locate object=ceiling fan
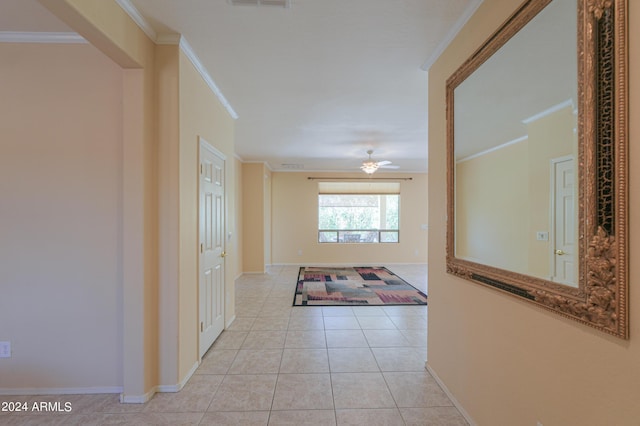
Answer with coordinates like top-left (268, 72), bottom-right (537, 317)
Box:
top-left (360, 150), bottom-right (399, 174)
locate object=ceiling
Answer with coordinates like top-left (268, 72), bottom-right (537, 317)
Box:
top-left (454, 0), bottom-right (577, 160)
top-left (0, 0), bottom-right (73, 32)
top-left (2, 0), bottom-right (481, 173)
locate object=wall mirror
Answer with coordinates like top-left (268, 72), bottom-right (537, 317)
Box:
top-left (446, 0), bottom-right (628, 338)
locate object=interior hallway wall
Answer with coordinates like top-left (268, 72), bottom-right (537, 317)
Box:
top-left (427, 0), bottom-right (640, 424)
top-left (0, 43), bottom-right (124, 391)
top-left (234, 157), bottom-right (244, 278)
top-left (16, 0), bottom-right (239, 398)
top-left (242, 163), bottom-right (269, 273)
top-left (177, 47), bottom-right (237, 378)
top-left (39, 0), bottom-right (162, 399)
top-left (271, 172), bottom-right (428, 265)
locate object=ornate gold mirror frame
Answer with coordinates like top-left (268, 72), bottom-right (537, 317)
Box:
top-left (446, 0), bottom-right (628, 338)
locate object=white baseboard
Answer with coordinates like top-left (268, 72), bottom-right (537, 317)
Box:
top-left (1, 360), bottom-right (201, 404)
top-left (226, 315), bottom-right (237, 328)
top-left (120, 388), bottom-right (155, 404)
top-left (158, 360), bottom-right (200, 393)
top-left (121, 359), bottom-right (200, 403)
top-left (0, 386), bottom-right (122, 396)
top-left (425, 362), bottom-right (476, 426)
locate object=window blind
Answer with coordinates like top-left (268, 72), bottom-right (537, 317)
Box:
top-left (318, 181), bottom-right (400, 194)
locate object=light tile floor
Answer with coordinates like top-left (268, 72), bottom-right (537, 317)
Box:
top-left (0, 264), bottom-right (468, 425)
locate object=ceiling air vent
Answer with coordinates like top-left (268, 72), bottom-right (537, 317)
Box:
top-left (229, 0), bottom-right (291, 8)
top-left (281, 163), bottom-right (304, 170)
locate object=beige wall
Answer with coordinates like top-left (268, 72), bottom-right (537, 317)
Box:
top-left (4, 0), bottom-right (239, 400)
top-left (456, 140), bottom-right (530, 272)
top-left (242, 163), bottom-right (268, 273)
top-left (0, 43), bottom-right (124, 390)
top-left (178, 48), bottom-right (237, 378)
top-left (271, 172), bottom-right (428, 265)
top-left (526, 105), bottom-right (576, 279)
top-left (155, 43), bottom-right (240, 382)
top-left (264, 168), bottom-right (273, 267)
top-left (51, 0), bottom-right (161, 399)
top-left (456, 105), bottom-right (576, 280)
top-left (41, 0), bottom-right (161, 399)
top-left (234, 157), bottom-right (244, 278)
top-left (428, 0), bottom-right (640, 424)
top-left (156, 43), bottom-right (181, 387)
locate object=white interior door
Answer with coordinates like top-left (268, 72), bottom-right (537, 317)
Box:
top-left (551, 156), bottom-right (576, 286)
top-left (199, 139), bottom-right (225, 358)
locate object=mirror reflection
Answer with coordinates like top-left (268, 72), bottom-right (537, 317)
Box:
top-left (453, 0), bottom-right (578, 287)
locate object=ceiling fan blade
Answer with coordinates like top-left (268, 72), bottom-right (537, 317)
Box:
top-left (379, 165), bottom-right (399, 169)
top-left (376, 160), bottom-right (392, 166)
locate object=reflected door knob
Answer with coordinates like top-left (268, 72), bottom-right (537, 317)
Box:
top-left (555, 249), bottom-right (565, 255)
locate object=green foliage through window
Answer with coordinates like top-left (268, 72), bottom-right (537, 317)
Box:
top-left (318, 194), bottom-right (399, 231)
top-left (318, 194), bottom-right (400, 242)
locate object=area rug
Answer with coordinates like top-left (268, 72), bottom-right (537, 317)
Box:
top-left (293, 266), bottom-right (428, 306)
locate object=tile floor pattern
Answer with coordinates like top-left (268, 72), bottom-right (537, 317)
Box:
top-left (0, 265), bottom-right (468, 425)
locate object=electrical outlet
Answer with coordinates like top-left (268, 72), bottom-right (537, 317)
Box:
top-left (297, 249), bottom-right (303, 256)
top-left (0, 341), bottom-right (11, 358)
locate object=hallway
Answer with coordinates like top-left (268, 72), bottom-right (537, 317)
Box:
top-left (165, 264), bottom-right (467, 425)
top-left (0, 265), bottom-right (468, 425)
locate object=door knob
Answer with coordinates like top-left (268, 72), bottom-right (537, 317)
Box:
top-left (220, 251), bottom-right (227, 258)
top-left (555, 249), bottom-right (565, 255)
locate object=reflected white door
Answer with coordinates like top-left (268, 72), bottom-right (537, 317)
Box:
top-left (199, 140), bottom-right (225, 358)
top-left (551, 156), bottom-right (576, 286)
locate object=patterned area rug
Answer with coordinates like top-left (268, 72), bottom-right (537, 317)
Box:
top-left (293, 266), bottom-right (428, 306)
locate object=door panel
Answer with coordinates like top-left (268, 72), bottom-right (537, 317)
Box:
top-left (552, 157), bottom-right (575, 286)
top-left (199, 141), bottom-right (225, 358)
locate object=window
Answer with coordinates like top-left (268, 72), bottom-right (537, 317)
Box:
top-left (317, 182), bottom-right (400, 243)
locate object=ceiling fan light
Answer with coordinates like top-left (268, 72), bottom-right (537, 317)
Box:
top-left (361, 161), bottom-right (379, 174)
top-left (228, 0), bottom-right (291, 7)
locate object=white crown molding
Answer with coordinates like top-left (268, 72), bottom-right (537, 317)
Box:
top-left (521, 98), bottom-right (576, 124)
top-left (114, 0), bottom-right (238, 120)
top-left (243, 160), bottom-right (272, 168)
top-left (180, 37), bottom-right (239, 119)
top-left (0, 31), bottom-right (87, 44)
top-left (421, 0), bottom-right (484, 71)
top-left (457, 135), bottom-right (527, 163)
top-left (114, 0), bottom-right (157, 41)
